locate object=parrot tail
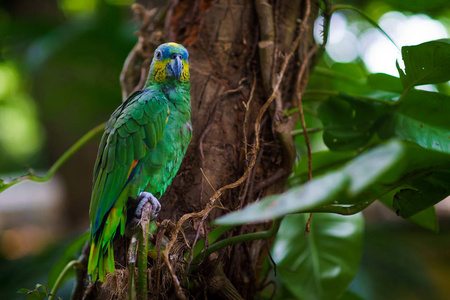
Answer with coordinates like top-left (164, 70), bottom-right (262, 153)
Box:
top-left (88, 199), bottom-right (128, 282)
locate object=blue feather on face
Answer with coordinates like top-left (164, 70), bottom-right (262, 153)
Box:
top-left (149, 43), bottom-right (189, 83)
top-left (154, 43), bottom-right (189, 62)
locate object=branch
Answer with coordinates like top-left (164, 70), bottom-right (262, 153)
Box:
top-left (190, 218), bottom-right (282, 268)
top-left (254, 0), bottom-right (275, 92)
top-left (0, 122), bottom-right (106, 193)
top-left (291, 128), bottom-right (322, 136)
top-left (70, 241), bottom-right (89, 300)
top-left (243, 73), bottom-right (257, 161)
top-left (137, 202), bottom-right (152, 300)
top-left (295, 44), bottom-right (318, 184)
top-left (295, 19), bottom-right (318, 234)
top-left (128, 234), bottom-right (138, 300)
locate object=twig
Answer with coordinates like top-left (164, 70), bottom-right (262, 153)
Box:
top-left (252, 169), bottom-right (287, 195)
top-left (190, 219), bottom-right (282, 268)
top-left (120, 4), bottom-right (158, 100)
top-left (291, 128), bottom-right (322, 136)
top-left (254, 0), bottom-right (275, 92)
top-left (155, 221), bottom-right (168, 296)
top-left (128, 234), bottom-right (138, 300)
top-left (137, 202), bottom-right (152, 300)
top-left (320, 0), bottom-right (332, 48)
top-left (294, 1), bottom-right (318, 236)
top-left (200, 168), bottom-right (217, 193)
top-left (243, 73), bottom-right (257, 161)
top-left (265, 240), bottom-right (277, 277)
top-left (49, 260), bottom-right (81, 300)
top-left (199, 100), bottom-right (220, 162)
top-left (247, 140), bottom-right (265, 204)
top-left (1, 122), bottom-right (106, 193)
top-left (70, 241), bottom-right (89, 300)
top-left (297, 47), bottom-right (317, 236)
top-left (295, 45), bottom-right (318, 183)
top-left (186, 213), bottom-right (208, 274)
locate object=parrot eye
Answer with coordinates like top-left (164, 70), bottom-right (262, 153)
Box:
top-left (155, 51), bottom-right (162, 59)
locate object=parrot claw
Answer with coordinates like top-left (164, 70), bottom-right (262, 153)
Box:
top-left (136, 192), bottom-right (161, 220)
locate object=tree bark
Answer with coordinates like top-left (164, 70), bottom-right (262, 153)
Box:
top-left (81, 0), bottom-right (318, 299)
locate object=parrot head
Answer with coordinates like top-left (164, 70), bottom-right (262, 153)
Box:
top-left (148, 42), bottom-right (189, 85)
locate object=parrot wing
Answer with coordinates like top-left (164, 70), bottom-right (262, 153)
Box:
top-left (89, 88), bottom-right (169, 238)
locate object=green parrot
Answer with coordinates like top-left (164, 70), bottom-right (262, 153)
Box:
top-left (87, 42), bottom-right (192, 282)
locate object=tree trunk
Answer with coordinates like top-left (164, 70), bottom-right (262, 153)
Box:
top-left (79, 0), bottom-right (318, 299)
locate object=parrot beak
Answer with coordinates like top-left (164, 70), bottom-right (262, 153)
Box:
top-left (168, 54), bottom-right (183, 80)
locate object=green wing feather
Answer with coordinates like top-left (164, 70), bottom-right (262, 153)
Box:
top-left (88, 88), bottom-right (169, 281)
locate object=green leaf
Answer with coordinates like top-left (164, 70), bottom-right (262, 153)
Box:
top-left (47, 231), bottom-right (89, 289)
top-left (17, 284), bottom-right (49, 300)
top-left (379, 189), bottom-right (439, 232)
top-left (216, 141), bottom-right (450, 225)
top-left (379, 90), bottom-right (450, 154)
top-left (27, 292), bottom-right (47, 300)
top-left (367, 73), bottom-right (403, 93)
top-left (273, 213), bottom-right (364, 300)
top-left (397, 39), bottom-right (450, 88)
top-left (317, 89), bottom-right (450, 155)
top-left (407, 206), bottom-right (439, 232)
top-left (35, 284), bottom-right (47, 294)
top-left (383, 0), bottom-right (450, 12)
top-left (318, 95), bottom-right (389, 151)
top-left (216, 171), bottom-right (349, 225)
top-left (343, 141), bottom-right (404, 195)
top-left (338, 290), bottom-right (365, 300)
top-left (393, 171), bottom-right (450, 218)
top-left (290, 150), bottom-right (356, 185)
top-left (307, 63), bottom-right (370, 96)
top-left (17, 288), bottom-right (30, 294)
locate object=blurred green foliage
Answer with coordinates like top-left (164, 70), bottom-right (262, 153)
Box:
top-left (0, 0), bottom-right (138, 174)
top-left (0, 0), bottom-right (141, 299)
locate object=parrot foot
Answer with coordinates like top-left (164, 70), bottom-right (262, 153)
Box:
top-left (136, 192), bottom-right (161, 220)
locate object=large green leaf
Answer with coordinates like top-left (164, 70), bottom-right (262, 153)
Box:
top-left (393, 170), bottom-right (450, 218)
top-left (318, 95), bottom-right (389, 151)
top-left (307, 63), bottom-right (370, 96)
top-left (216, 141), bottom-right (450, 225)
top-left (397, 39), bottom-right (450, 88)
top-left (317, 88), bottom-right (450, 155)
top-left (379, 90), bottom-right (450, 154)
top-left (378, 189), bottom-right (439, 232)
top-left (338, 290), bottom-right (365, 300)
top-left (289, 150), bottom-right (356, 185)
top-left (342, 141), bottom-right (404, 195)
top-left (383, 0), bottom-right (450, 13)
top-left (367, 73), bottom-right (403, 93)
top-left (272, 213), bottom-right (364, 300)
top-left (407, 206), bottom-right (439, 232)
top-left (216, 171), bottom-right (349, 225)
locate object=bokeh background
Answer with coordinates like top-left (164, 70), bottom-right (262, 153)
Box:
top-left (0, 0), bottom-right (449, 299)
